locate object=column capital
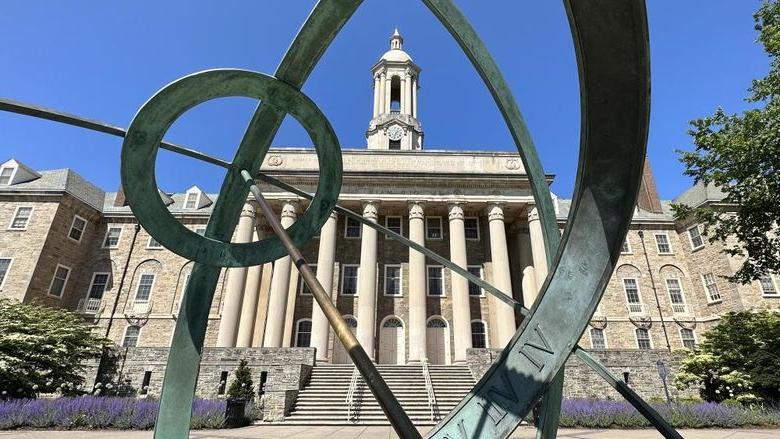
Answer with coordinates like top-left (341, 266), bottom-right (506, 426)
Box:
top-left (407, 200), bottom-right (426, 220)
top-left (328, 210), bottom-right (338, 220)
top-left (281, 200), bottom-right (299, 220)
top-left (240, 203), bottom-right (256, 219)
top-left (447, 202), bottom-right (465, 221)
top-left (361, 200), bottom-right (379, 220)
top-left (486, 202), bottom-right (505, 222)
top-left (527, 206), bottom-right (540, 223)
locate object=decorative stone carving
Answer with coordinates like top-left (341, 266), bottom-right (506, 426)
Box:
top-left (361, 200), bottom-right (379, 220)
top-left (673, 318), bottom-right (697, 330)
top-left (267, 155), bottom-right (283, 166)
top-left (240, 203), bottom-right (256, 218)
top-left (505, 158), bottom-right (521, 170)
top-left (280, 200), bottom-right (298, 220)
top-left (527, 206), bottom-right (540, 222)
top-left (447, 202), bottom-right (465, 221)
top-left (486, 202), bottom-right (505, 222)
top-left (408, 201), bottom-right (425, 219)
top-left (629, 315), bottom-right (653, 329)
top-left (588, 316), bottom-right (608, 330)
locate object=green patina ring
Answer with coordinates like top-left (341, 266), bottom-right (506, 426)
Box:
top-left (121, 69), bottom-right (342, 267)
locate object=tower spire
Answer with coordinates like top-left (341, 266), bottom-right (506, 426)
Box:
top-left (390, 28), bottom-right (403, 50)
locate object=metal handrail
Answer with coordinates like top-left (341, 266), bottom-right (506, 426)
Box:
top-left (421, 357), bottom-right (439, 421)
top-left (345, 366), bottom-right (359, 422)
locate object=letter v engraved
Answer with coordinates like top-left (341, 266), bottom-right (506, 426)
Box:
top-left (517, 324), bottom-right (554, 371)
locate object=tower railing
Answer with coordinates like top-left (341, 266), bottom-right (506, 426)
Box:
top-left (422, 357), bottom-right (439, 421)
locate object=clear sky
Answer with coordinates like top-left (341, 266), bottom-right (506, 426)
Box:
top-left (0, 1), bottom-right (768, 200)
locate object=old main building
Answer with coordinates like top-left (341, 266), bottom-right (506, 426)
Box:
top-left (0, 31), bottom-right (778, 419)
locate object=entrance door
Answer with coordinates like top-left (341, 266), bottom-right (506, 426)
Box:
top-left (332, 316), bottom-right (357, 364)
top-left (426, 317), bottom-right (448, 364)
top-left (379, 317), bottom-right (405, 364)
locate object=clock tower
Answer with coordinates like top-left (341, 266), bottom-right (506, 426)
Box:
top-left (366, 29), bottom-right (423, 150)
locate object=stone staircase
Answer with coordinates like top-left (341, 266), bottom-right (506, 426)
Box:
top-left (281, 364), bottom-right (476, 425)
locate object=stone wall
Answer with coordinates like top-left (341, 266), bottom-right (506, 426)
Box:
top-left (467, 348), bottom-right (698, 401)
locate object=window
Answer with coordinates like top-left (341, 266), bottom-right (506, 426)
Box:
top-left (48, 264), bottom-right (71, 298)
top-left (635, 328), bottom-right (652, 349)
top-left (702, 273), bottom-right (721, 302)
top-left (759, 275), bottom-right (778, 296)
top-left (680, 328), bottom-right (696, 349)
top-left (384, 265), bottom-right (402, 296)
top-left (194, 227), bottom-right (206, 235)
top-left (135, 274), bottom-right (155, 302)
top-left (622, 278), bottom-right (643, 313)
top-left (389, 140), bottom-right (401, 150)
top-left (218, 371), bottom-right (229, 395)
top-left (140, 370), bottom-right (152, 395)
top-left (147, 236), bottom-right (163, 249)
top-left (464, 217), bottom-right (479, 240)
top-left (9, 207), bottom-right (32, 230)
top-left (345, 217), bottom-right (361, 238)
top-left (654, 233), bottom-right (672, 254)
top-left (590, 328), bottom-right (607, 349)
top-left (88, 273), bottom-right (110, 299)
top-left (103, 227), bottom-right (122, 248)
top-left (298, 264), bottom-right (316, 296)
top-left (344, 316), bottom-right (358, 328)
top-left (123, 325), bottom-right (140, 347)
top-left (467, 266), bottom-right (483, 297)
top-left (426, 217), bottom-right (443, 240)
top-left (295, 319), bottom-right (312, 347)
top-left (184, 192), bottom-right (199, 209)
top-left (621, 239), bottom-right (631, 254)
top-left (427, 266), bottom-right (444, 296)
top-left (68, 215), bottom-right (87, 242)
top-left (665, 278), bottom-right (688, 314)
top-left (0, 166), bottom-right (14, 185)
top-left (688, 225), bottom-right (704, 250)
top-left (341, 265), bottom-right (359, 295)
top-left (0, 259), bottom-right (11, 289)
top-left (385, 216), bottom-right (402, 238)
top-left (383, 317), bottom-right (403, 328)
top-left (471, 321), bottom-right (487, 348)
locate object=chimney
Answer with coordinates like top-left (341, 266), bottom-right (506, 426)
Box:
top-left (114, 186), bottom-right (127, 207)
top-left (636, 158), bottom-right (663, 214)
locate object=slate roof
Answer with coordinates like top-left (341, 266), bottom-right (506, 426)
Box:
top-left (0, 167), bottom-right (105, 211)
top-left (672, 182), bottom-right (727, 208)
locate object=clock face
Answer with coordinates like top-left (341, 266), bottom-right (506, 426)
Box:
top-left (387, 125), bottom-right (403, 141)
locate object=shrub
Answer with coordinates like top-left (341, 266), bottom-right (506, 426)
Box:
top-left (226, 359), bottom-right (254, 401)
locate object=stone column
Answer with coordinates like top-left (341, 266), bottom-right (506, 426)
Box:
top-left (405, 72), bottom-right (413, 116)
top-left (486, 202), bottom-right (516, 347)
top-left (251, 260), bottom-right (273, 347)
top-left (448, 202), bottom-right (472, 363)
top-left (517, 230), bottom-right (539, 308)
top-left (400, 76), bottom-right (407, 114)
top-left (379, 73), bottom-right (386, 113)
top-left (373, 75), bottom-right (380, 118)
top-left (262, 200), bottom-right (298, 347)
top-left (216, 203), bottom-right (255, 347)
top-left (527, 207), bottom-right (549, 291)
top-left (356, 201), bottom-right (379, 361)
top-left (236, 228), bottom-right (264, 347)
top-left (412, 76), bottom-right (418, 118)
top-left (384, 75), bottom-right (392, 113)
top-left (408, 201), bottom-right (427, 363)
top-left (311, 211), bottom-right (338, 362)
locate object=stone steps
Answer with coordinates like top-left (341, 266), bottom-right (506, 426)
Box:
top-left (281, 364), bottom-right (476, 426)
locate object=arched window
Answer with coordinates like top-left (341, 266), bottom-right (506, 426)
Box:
top-left (295, 319), bottom-right (312, 347)
top-left (427, 318), bottom-right (447, 328)
top-left (344, 316), bottom-right (357, 328)
top-left (471, 321), bottom-right (487, 348)
top-left (390, 76), bottom-right (401, 113)
top-left (383, 317), bottom-right (404, 328)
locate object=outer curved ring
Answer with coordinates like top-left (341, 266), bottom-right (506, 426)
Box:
top-left (121, 69), bottom-right (342, 267)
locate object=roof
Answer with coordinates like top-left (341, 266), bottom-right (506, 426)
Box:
top-left (380, 48), bottom-right (412, 63)
top-left (0, 167), bottom-right (105, 211)
top-left (556, 198), bottom-right (676, 223)
top-left (672, 182), bottom-right (727, 208)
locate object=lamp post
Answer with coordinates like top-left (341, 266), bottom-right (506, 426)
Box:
top-left (656, 359), bottom-right (672, 406)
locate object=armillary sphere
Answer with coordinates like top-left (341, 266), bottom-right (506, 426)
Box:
top-left (0, 1), bottom-right (684, 438)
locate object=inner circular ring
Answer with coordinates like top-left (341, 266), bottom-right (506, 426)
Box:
top-left (121, 69), bottom-right (343, 267)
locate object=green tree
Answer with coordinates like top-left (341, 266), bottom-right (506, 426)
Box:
top-left (0, 299), bottom-right (108, 398)
top-left (673, 0), bottom-right (780, 283)
top-left (675, 311), bottom-right (780, 404)
top-left (226, 359), bottom-right (254, 400)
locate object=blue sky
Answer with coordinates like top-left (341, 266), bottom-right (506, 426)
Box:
top-left (0, 1), bottom-right (768, 200)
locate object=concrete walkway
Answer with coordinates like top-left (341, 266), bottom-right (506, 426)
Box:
top-left (2, 426), bottom-right (779, 438)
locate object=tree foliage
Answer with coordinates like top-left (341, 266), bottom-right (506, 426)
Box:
top-left (673, 0), bottom-right (780, 283)
top-left (675, 311), bottom-right (780, 404)
top-left (0, 299), bottom-right (108, 398)
top-left (226, 359), bottom-right (254, 400)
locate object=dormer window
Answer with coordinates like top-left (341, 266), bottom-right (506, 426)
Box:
top-left (184, 192), bottom-right (199, 209)
top-left (0, 166), bottom-right (14, 185)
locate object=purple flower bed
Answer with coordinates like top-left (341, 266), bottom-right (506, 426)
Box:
top-left (0, 397), bottom-right (227, 430)
top-left (560, 399), bottom-right (780, 428)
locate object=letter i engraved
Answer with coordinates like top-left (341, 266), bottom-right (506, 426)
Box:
top-left (442, 419), bottom-right (470, 439)
top-left (517, 324), bottom-right (554, 371)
